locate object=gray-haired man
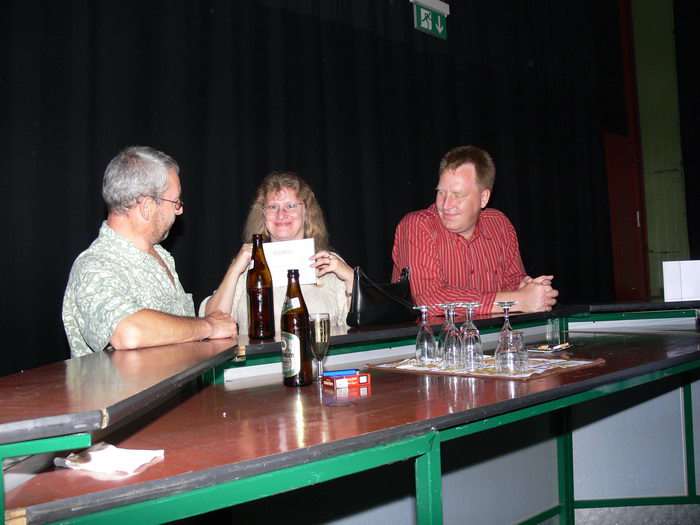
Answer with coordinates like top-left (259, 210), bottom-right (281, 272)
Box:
top-left (63, 146), bottom-right (236, 357)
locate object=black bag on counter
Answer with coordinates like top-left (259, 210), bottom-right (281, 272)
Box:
top-left (346, 266), bottom-right (419, 327)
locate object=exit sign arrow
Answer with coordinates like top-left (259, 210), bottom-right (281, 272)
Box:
top-left (410, 0), bottom-right (450, 40)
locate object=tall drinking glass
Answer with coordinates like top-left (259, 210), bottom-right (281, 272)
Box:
top-left (494, 330), bottom-right (525, 375)
top-left (414, 306), bottom-right (436, 364)
top-left (309, 313), bottom-right (330, 381)
top-left (459, 302), bottom-right (483, 370)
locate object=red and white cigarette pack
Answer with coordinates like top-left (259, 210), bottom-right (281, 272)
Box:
top-left (322, 373), bottom-right (371, 389)
top-left (323, 385), bottom-right (372, 403)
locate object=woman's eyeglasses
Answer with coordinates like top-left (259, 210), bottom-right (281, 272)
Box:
top-left (262, 202), bottom-right (304, 215)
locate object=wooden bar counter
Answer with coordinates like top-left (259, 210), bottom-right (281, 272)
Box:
top-left (2, 304), bottom-right (700, 524)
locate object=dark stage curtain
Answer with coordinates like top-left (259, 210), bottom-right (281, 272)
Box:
top-left (674, 0), bottom-right (699, 260)
top-left (0, 0), bottom-right (623, 376)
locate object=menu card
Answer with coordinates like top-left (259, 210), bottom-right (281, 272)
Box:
top-left (263, 238), bottom-right (317, 286)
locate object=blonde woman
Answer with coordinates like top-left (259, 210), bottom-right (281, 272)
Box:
top-left (200, 172), bottom-right (354, 334)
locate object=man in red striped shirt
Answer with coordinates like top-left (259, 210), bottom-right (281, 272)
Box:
top-left (392, 146), bottom-right (558, 314)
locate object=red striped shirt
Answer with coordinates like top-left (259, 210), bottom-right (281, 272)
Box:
top-left (391, 204), bottom-right (526, 314)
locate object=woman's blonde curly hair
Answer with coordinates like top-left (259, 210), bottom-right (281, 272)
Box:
top-left (242, 171), bottom-right (330, 252)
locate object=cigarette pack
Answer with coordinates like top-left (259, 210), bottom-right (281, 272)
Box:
top-left (322, 372), bottom-right (371, 389)
top-left (326, 385), bottom-right (372, 401)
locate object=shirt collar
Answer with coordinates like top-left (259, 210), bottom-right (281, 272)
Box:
top-left (471, 212), bottom-right (493, 241)
top-left (429, 204), bottom-right (493, 243)
top-left (98, 221), bottom-right (155, 264)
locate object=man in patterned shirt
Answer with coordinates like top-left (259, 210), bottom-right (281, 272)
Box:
top-left (63, 146), bottom-right (236, 357)
top-left (392, 146), bottom-right (558, 314)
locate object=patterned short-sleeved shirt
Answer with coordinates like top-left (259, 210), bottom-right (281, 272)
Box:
top-left (62, 222), bottom-right (195, 357)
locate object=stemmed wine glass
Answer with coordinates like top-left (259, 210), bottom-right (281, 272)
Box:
top-left (494, 300), bottom-right (518, 332)
top-left (437, 303), bottom-right (462, 369)
top-left (309, 313), bottom-right (330, 381)
top-left (459, 302), bottom-right (483, 370)
top-left (414, 306), bottom-right (436, 365)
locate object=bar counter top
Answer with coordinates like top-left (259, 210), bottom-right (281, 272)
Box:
top-left (2, 301), bottom-right (697, 445)
top-left (6, 322), bottom-right (700, 523)
top-left (0, 339), bottom-right (237, 445)
top-left (0, 304), bottom-right (591, 446)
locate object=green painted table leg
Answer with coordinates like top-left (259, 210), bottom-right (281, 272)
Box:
top-left (556, 408), bottom-right (575, 524)
top-left (415, 431), bottom-right (443, 524)
top-left (683, 383), bottom-right (697, 497)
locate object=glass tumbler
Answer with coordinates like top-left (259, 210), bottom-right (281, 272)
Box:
top-left (495, 330), bottom-right (526, 375)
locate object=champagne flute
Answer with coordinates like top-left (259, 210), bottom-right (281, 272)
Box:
top-left (459, 302), bottom-right (483, 370)
top-left (309, 313), bottom-right (330, 381)
top-left (414, 306), bottom-right (436, 364)
top-left (494, 300), bottom-right (518, 332)
top-left (437, 303), bottom-right (462, 369)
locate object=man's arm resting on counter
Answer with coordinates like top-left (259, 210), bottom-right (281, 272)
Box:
top-left (110, 308), bottom-right (236, 350)
top-left (495, 277), bottom-right (559, 313)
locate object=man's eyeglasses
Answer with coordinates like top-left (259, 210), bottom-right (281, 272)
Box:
top-left (151, 195), bottom-right (184, 211)
top-left (262, 202), bottom-right (304, 215)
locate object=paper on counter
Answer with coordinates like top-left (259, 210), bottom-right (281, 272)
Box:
top-left (54, 442), bottom-right (164, 475)
top-left (663, 260), bottom-right (700, 301)
top-left (263, 238), bottom-right (317, 286)
top-left (375, 356), bottom-right (598, 379)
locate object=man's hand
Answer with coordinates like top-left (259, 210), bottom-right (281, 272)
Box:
top-left (518, 275), bottom-right (553, 288)
top-left (204, 309), bottom-right (238, 339)
top-left (516, 281), bottom-right (559, 312)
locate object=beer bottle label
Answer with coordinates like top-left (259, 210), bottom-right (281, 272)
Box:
top-left (281, 297), bottom-right (301, 314)
top-left (281, 331), bottom-right (301, 378)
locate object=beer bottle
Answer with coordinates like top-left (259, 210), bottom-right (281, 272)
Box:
top-left (247, 234), bottom-right (274, 339)
top-left (281, 269), bottom-right (313, 387)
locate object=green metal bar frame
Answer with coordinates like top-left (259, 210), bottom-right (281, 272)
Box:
top-left (567, 374), bottom-right (700, 515)
top-left (568, 309), bottom-right (697, 323)
top-left (64, 359), bottom-right (699, 525)
top-left (415, 431), bottom-right (443, 524)
top-left (556, 408), bottom-right (575, 525)
top-left (6, 368), bottom-right (699, 524)
top-left (520, 505), bottom-right (561, 525)
top-left (1, 433), bottom-right (91, 514)
top-left (683, 382), bottom-right (697, 497)
top-left (437, 359), bottom-right (700, 524)
top-left (574, 495), bottom-right (700, 508)
top-left (59, 434), bottom-right (440, 525)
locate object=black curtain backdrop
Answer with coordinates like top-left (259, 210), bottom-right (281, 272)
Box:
top-left (1, 0), bottom-right (628, 376)
top-left (675, 0), bottom-right (699, 260)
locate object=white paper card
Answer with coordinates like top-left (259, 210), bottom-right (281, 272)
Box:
top-left (263, 238), bottom-right (317, 287)
top-left (54, 442), bottom-right (164, 475)
top-left (663, 260), bottom-right (700, 301)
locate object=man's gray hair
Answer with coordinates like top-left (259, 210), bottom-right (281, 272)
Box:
top-left (102, 146), bottom-right (180, 214)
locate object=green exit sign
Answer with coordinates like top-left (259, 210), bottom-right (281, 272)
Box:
top-left (411, 0), bottom-right (449, 40)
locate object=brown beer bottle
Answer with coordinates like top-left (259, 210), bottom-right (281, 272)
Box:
top-left (247, 234), bottom-right (274, 339)
top-left (281, 269), bottom-right (313, 387)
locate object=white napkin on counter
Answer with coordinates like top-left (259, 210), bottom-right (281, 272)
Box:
top-left (54, 442), bottom-right (164, 475)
